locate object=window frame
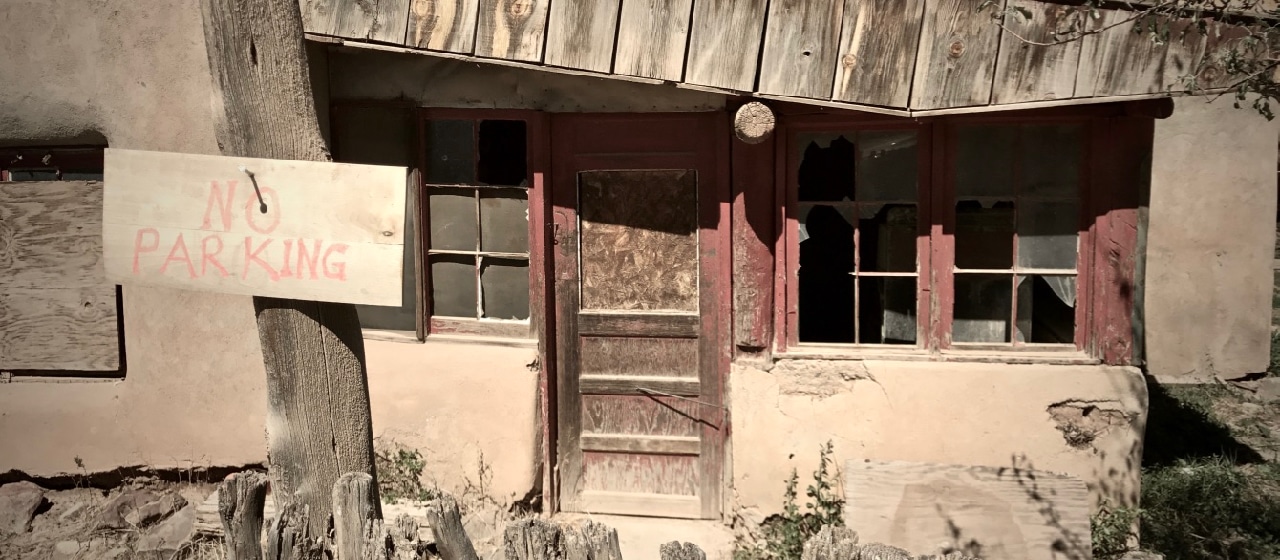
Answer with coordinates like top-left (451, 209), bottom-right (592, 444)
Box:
top-left (415, 108), bottom-right (551, 341)
top-left (775, 112), bottom-right (1102, 359)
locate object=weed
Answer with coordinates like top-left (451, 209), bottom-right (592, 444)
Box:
top-left (734, 441), bottom-right (843, 560)
top-left (1140, 457), bottom-right (1280, 560)
top-left (374, 440), bottom-right (438, 504)
top-left (1090, 499), bottom-right (1140, 559)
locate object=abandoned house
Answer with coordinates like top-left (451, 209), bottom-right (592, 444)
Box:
top-left (2, 0), bottom-right (1278, 556)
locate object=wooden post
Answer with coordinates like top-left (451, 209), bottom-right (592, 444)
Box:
top-left (198, 0), bottom-right (380, 540)
top-left (266, 504), bottom-right (324, 560)
top-left (217, 472), bottom-right (269, 560)
top-left (333, 472), bottom-right (379, 560)
top-left (426, 495), bottom-right (480, 560)
top-left (659, 542), bottom-right (705, 560)
top-left (799, 525), bottom-right (859, 560)
top-left (561, 520), bottom-right (623, 560)
top-left (503, 519), bottom-right (565, 560)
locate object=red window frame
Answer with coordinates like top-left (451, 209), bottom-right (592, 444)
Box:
top-left (773, 111), bottom-right (1116, 360)
top-left (415, 108), bottom-right (551, 340)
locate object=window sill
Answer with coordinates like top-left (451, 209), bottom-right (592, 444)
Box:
top-left (361, 329), bottom-right (423, 344)
top-left (775, 346), bottom-right (1100, 366)
top-left (424, 333), bottom-right (538, 349)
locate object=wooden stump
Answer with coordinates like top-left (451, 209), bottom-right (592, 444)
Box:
top-left (854, 543), bottom-right (912, 560)
top-left (426, 496), bottom-right (480, 560)
top-left (561, 520), bottom-right (622, 560)
top-left (504, 519), bottom-right (565, 560)
top-left (659, 542), bottom-right (705, 560)
top-left (218, 472), bottom-right (269, 560)
top-left (334, 472), bottom-right (381, 560)
top-left (800, 525), bottom-right (859, 560)
top-left (266, 504), bottom-right (324, 560)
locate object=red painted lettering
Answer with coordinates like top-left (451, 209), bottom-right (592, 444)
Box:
top-left (322, 243), bottom-right (348, 281)
top-left (296, 239), bottom-right (321, 280)
top-left (200, 180), bottom-right (238, 232)
top-left (280, 239), bottom-right (294, 278)
top-left (159, 233), bottom-right (197, 278)
top-left (242, 237), bottom-right (280, 281)
top-left (201, 235), bottom-right (229, 277)
top-left (244, 186), bottom-right (281, 234)
top-left (132, 228), bottom-right (160, 274)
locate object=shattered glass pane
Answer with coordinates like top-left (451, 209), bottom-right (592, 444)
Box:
top-left (797, 133), bottom-right (856, 202)
top-left (1016, 275), bottom-right (1077, 343)
top-left (955, 200), bottom-right (1014, 269)
top-left (955, 125), bottom-right (1016, 199)
top-left (428, 187), bottom-right (477, 251)
top-left (798, 204), bottom-right (855, 342)
top-left (1018, 201), bottom-right (1079, 269)
top-left (858, 276), bottom-right (917, 345)
top-left (859, 204), bottom-right (917, 273)
top-left (953, 274), bottom-right (1013, 343)
top-left (856, 130), bottom-right (917, 202)
top-left (478, 120), bottom-right (528, 186)
top-left (1021, 124), bottom-right (1082, 198)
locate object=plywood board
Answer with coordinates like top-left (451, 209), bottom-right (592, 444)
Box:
top-left (845, 460), bottom-right (1091, 560)
top-left (910, 0), bottom-right (1004, 109)
top-left (613, 0), bottom-right (695, 81)
top-left (1076, 10), bottom-right (1168, 97)
top-left (102, 149), bottom-right (407, 306)
top-left (991, 0), bottom-right (1083, 104)
top-left (407, 0), bottom-right (480, 53)
top-left (758, 0), bottom-right (846, 99)
top-left (833, 0), bottom-right (926, 107)
top-left (474, 0), bottom-right (551, 61)
top-left (685, 0), bottom-right (768, 91)
top-left (543, 0), bottom-right (622, 72)
top-left (302, 0), bottom-right (412, 43)
top-left (0, 181), bottom-right (119, 371)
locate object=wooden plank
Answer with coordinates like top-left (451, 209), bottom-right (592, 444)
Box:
top-left (0, 181), bottom-right (105, 290)
top-left (758, 0), bottom-right (846, 99)
top-left (685, 0), bottom-right (768, 91)
top-left (406, 0), bottom-right (480, 53)
top-left (543, 0), bottom-right (622, 72)
top-left (102, 148), bottom-right (407, 306)
top-left (577, 312), bottom-right (699, 337)
top-left (580, 434), bottom-right (701, 455)
top-left (580, 336), bottom-right (699, 376)
top-left (832, 0), bottom-right (926, 107)
top-left (731, 132), bottom-right (775, 351)
top-left (301, 0), bottom-right (411, 43)
top-left (613, 0), bottom-right (695, 81)
top-left (576, 491), bottom-right (701, 518)
top-left (579, 375), bottom-right (700, 396)
top-left (474, 0), bottom-right (551, 62)
top-left (0, 288), bottom-right (119, 371)
top-left (991, 0), bottom-right (1083, 104)
top-left (910, 0), bottom-right (1004, 109)
top-left (1162, 18), bottom-right (1207, 91)
top-left (1076, 10), bottom-right (1168, 97)
top-left (845, 460), bottom-right (1091, 560)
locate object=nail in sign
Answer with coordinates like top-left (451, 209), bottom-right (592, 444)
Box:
top-left (102, 149), bottom-right (407, 306)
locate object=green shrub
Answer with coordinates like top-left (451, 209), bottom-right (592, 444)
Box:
top-left (375, 442), bottom-right (438, 503)
top-left (1091, 499), bottom-right (1140, 559)
top-left (735, 441), bottom-right (843, 560)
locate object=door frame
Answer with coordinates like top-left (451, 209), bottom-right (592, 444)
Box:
top-left (547, 112), bottom-right (732, 519)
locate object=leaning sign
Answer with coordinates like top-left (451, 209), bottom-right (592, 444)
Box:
top-left (102, 149), bottom-right (407, 306)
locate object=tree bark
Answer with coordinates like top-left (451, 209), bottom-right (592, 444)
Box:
top-left (198, 0), bottom-right (380, 538)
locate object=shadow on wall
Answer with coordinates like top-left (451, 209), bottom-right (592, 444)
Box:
top-left (1141, 379), bottom-right (1264, 467)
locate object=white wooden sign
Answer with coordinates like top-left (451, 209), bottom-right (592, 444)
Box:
top-left (103, 149), bottom-right (407, 306)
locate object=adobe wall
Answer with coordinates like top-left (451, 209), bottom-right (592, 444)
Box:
top-left (0, 0), bottom-right (541, 503)
top-left (729, 360), bottom-right (1148, 520)
top-left (1145, 97), bottom-right (1280, 382)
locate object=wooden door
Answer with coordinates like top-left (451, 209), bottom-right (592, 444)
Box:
top-left (552, 114), bottom-right (728, 519)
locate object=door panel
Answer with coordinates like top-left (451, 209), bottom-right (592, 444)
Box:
top-left (553, 114), bottom-right (726, 519)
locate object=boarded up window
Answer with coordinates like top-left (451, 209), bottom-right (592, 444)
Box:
top-left (0, 169), bottom-right (122, 373)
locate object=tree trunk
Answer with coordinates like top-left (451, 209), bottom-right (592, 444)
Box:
top-left (198, 0), bottom-right (380, 538)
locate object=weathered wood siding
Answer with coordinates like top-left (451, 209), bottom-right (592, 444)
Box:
top-left (0, 181), bottom-right (120, 371)
top-left (302, 0), bottom-right (1233, 113)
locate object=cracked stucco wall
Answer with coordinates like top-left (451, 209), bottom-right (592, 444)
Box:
top-left (729, 360), bottom-right (1148, 521)
top-left (1145, 97), bottom-right (1280, 382)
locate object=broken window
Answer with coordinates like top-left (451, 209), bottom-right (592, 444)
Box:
top-left (796, 130), bottom-right (919, 345)
top-left (951, 124), bottom-right (1081, 345)
top-left (424, 118), bottom-right (532, 326)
